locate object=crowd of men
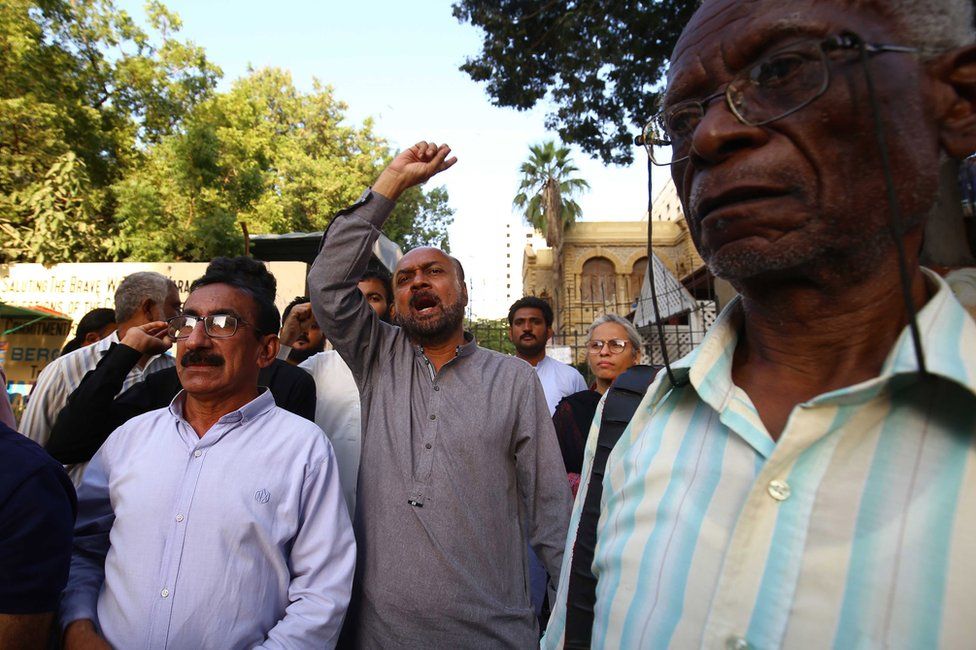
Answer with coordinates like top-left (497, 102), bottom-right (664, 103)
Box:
top-left (1, 0), bottom-right (975, 648)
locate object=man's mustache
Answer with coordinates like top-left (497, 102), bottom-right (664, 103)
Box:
top-left (181, 350), bottom-right (225, 367)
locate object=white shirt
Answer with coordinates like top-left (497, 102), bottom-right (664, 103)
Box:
top-left (298, 350), bottom-right (361, 514)
top-left (533, 355), bottom-right (588, 415)
top-left (61, 389), bottom-right (356, 649)
top-left (19, 331), bottom-right (174, 485)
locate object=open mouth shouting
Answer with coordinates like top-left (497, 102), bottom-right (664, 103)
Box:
top-left (410, 292), bottom-right (442, 318)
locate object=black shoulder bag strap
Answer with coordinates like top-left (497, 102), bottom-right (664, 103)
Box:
top-left (563, 364), bottom-right (661, 649)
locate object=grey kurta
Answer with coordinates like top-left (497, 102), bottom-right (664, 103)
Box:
top-left (309, 191), bottom-right (572, 649)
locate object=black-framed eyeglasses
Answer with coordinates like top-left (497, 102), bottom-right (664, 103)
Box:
top-left (587, 339), bottom-right (630, 354)
top-left (166, 314), bottom-right (251, 340)
top-left (641, 33), bottom-right (917, 166)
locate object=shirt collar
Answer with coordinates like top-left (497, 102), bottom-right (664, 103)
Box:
top-left (168, 387), bottom-right (277, 427)
top-left (675, 267), bottom-right (976, 412)
top-left (95, 330), bottom-right (121, 356)
top-left (881, 268), bottom-right (976, 394)
top-left (414, 331), bottom-right (478, 359)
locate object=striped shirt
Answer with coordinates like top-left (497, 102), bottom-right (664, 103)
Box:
top-left (20, 331), bottom-right (174, 485)
top-left (544, 268), bottom-right (976, 649)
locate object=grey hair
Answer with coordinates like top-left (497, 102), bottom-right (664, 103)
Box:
top-left (848, 1), bottom-right (974, 58)
top-left (114, 272), bottom-right (175, 322)
top-left (587, 313), bottom-right (644, 358)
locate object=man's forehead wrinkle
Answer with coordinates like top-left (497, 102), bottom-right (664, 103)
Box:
top-left (668, 1), bottom-right (758, 102)
top-left (666, 14), bottom-right (829, 105)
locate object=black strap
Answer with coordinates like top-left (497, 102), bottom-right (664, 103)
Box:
top-left (563, 364), bottom-right (661, 649)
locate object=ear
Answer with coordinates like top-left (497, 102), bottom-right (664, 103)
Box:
top-left (257, 334), bottom-right (279, 369)
top-left (140, 298), bottom-right (156, 321)
top-left (930, 44), bottom-right (976, 159)
top-left (83, 331), bottom-right (101, 345)
top-left (546, 326), bottom-right (554, 341)
top-left (460, 281), bottom-right (469, 307)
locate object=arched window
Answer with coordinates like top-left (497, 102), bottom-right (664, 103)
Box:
top-left (580, 257), bottom-right (616, 303)
top-left (630, 257), bottom-right (648, 303)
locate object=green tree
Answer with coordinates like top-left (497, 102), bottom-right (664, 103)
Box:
top-left (453, 0), bottom-right (698, 165)
top-left (1, 152), bottom-right (107, 264)
top-left (0, 0), bottom-right (220, 261)
top-left (112, 68), bottom-right (454, 261)
top-left (1, 2), bottom-right (453, 263)
top-left (466, 317), bottom-right (515, 355)
top-left (513, 141), bottom-right (588, 335)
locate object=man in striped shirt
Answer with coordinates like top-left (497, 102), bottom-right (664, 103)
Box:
top-left (545, 1), bottom-right (976, 648)
top-left (20, 271), bottom-right (180, 485)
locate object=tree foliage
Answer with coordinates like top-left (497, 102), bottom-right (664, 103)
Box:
top-left (453, 0), bottom-right (699, 165)
top-left (0, 152), bottom-right (107, 264)
top-left (513, 140), bottom-right (589, 246)
top-left (466, 317), bottom-right (516, 355)
top-left (110, 68), bottom-right (454, 260)
top-left (1, 0), bottom-right (454, 263)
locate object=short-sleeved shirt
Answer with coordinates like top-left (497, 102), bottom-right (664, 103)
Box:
top-left (0, 422), bottom-right (77, 613)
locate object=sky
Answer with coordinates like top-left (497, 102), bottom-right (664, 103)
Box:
top-left (117, 0), bottom-right (673, 316)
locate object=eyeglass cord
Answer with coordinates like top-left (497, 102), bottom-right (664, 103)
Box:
top-left (645, 157), bottom-right (688, 388)
top-left (856, 34), bottom-right (928, 375)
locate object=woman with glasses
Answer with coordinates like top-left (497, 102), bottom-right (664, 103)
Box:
top-left (552, 314), bottom-right (643, 495)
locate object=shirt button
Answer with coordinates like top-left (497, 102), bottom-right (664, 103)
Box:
top-left (429, 414), bottom-right (436, 420)
top-left (433, 385), bottom-right (440, 391)
top-left (193, 450), bottom-right (202, 458)
top-left (425, 443), bottom-right (432, 449)
top-left (726, 636), bottom-right (750, 650)
top-left (161, 588), bottom-right (170, 598)
top-left (175, 514), bottom-right (184, 522)
top-left (768, 479), bottom-right (792, 502)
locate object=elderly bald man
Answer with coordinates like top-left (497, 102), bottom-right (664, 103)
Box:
top-left (309, 142), bottom-right (572, 648)
top-left (543, 1), bottom-right (976, 649)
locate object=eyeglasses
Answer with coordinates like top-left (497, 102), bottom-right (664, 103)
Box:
top-left (587, 339), bottom-right (630, 354)
top-left (167, 314), bottom-right (250, 340)
top-left (641, 33), bottom-right (917, 166)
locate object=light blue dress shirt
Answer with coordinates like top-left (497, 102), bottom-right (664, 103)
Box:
top-left (60, 389), bottom-right (356, 649)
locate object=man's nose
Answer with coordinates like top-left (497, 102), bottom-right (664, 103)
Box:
top-left (689, 99), bottom-right (769, 165)
top-left (185, 320), bottom-right (210, 348)
top-left (409, 272), bottom-right (431, 289)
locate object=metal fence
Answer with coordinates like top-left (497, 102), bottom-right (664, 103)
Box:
top-left (558, 271), bottom-right (715, 370)
top-left (466, 268), bottom-right (720, 384)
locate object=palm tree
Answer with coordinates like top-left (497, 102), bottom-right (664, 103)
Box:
top-left (513, 140), bottom-right (589, 337)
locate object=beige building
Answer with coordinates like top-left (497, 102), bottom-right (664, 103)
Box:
top-left (523, 204), bottom-right (705, 353)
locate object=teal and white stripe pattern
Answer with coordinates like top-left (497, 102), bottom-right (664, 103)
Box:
top-left (544, 269), bottom-right (976, 649)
